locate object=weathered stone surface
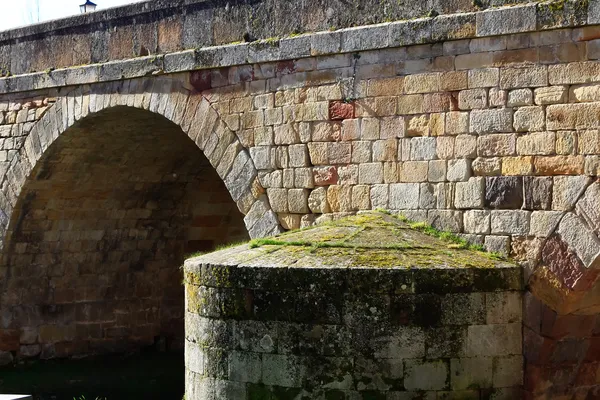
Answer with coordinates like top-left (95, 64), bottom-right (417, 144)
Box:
top-left (541, 234), bottom-right (590, 290)
top-left (464, 210), bottom-right (491, 234)
top-left (524, 177), bottom-right (553, 210)
top-left (552, 176), bottom-right (591, 211)
top-left (476, 4), bottom-right (536, 36)
top-left (485, 177), bottom-right (523, 209)
top-left (470, 109), bottom-right (513, 134)
top-left (530, 211), bottom-right (563, 237)
top-left (491, 210), bottom-right (531, 235)
top-left (455, 178), bottom-right (484, 209)
top-left (534, 86), bottom-right (568, 105)
top-left (558, 213), bottom-right (600, 269)
top-left (513, 106), bottom-right (545, 132)
top-left (390, 183), bottom-right (419, 209)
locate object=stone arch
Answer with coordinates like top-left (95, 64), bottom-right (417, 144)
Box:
top-left (0, 75), bottom-right (281, 245)
top-left (0, 76), bottom-right (280, 361)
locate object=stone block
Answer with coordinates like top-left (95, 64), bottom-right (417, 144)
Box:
top-left (288, 189), bottom-right (309, 214)
top-left (441, 71), bottom-right (468, 91)
top-left (352, 141), bottom-right (372, 164)
top-left (499, 66), bottom-right (548, 89)
top-left (570, 84), bottom-right (600, 102)
top-left (547, 103), bottom-right (600, 130)
top-left (530, 211), bottom-right (563, 237)
top-left (427, 210), bottom-right (463, 232)
top-left (310, 31), bottom-right (341, 56)
top-left (389, 18), bottom-right (432, 47)
top-left (327, 185), bottom-right (352, 212)
top-left (467, 323), bottom-right (522, 357)
top-left (516, 131), bottom-right (555, 156)
top-left (534, 86), bottom-right (567, 105)
top-left (442, 293), bottom-right (485, 325)
top-left (406, 115), bottom-right (430, 137)
top-left (485, 177), bottom-right (523, 209)
top-left (491, 210), bottom-right (531, 235)
top-left (371, 184), bottom-right (389, 209)
top-left (558, 213), bottom-right (600, 269)
top-left (578, 130), bottom-right (600, 154)
top-left (380, 116), bottom-right (405, 139)
top-left (464, 210), bottom-right (491, 234)
top-left (447, 159), bottom-right (472, 182)
top-left (445, 112), bottom-right (469, 135)
top-left (468, 68), bottom-right (499, 88)
top-left (313, 166), bottom-right (338, 186)
top-left (404, 73), bottom-right (441, 95)
top-left (288, 144), bottom-right (309, 168)
top-left (400, 161), bottom-right (428, 182)
top-left (454, 135), bottom-right (477, 158)
top-left (485, 235), bottom-right (510, 256)
top-left (524, 177), bottom-right (553, 210)
top-left (492, 356), bottom-right (523, 388)
top-left (432, 13), bottom-right (476, 41)
top-left (552, 176), bottom-right (591, 211)
top-left (352, 185), bottom-right (371, 210)
top-left (429, 160), bottom-right (447, 183)
top-left (410, 137), bottom-right (437, 161)
top-left (458, 89), bottom-right (487, 110)
top-left (489, 88), bottom-right (507, 107)
top-left (507, 88), bottom-right (532, 107)
top-left (404, 359), bottom-right (449, 391)
top-left (476, 4), bottom-right (536, 36)
top-left (308, 187), bottom-right (330, 214)
top-left (262, 353), bottom-right (305, 387)
top-left (390, 183), bottom-right (420, 209)
top-left (420, 183), bottom-right (436, 209)
top-left (486, 292), bottom-right (522, 324)
top-left (338, 164), bottom-right (358, 185)
top-left (328, 142), bottom-right (351, 164)
top-left (535, 155), bottom-right (585, 175)
top-left (396, 94), bottom-right (426, 116)
top-left (470, 109), bottom-right (513, 134)
top-left (455, 177), bottom-right (484, 209)
top-left (436, 137), bottom-right (455, 160)
top-left (548, 61), bottom-right (600, 85)
top-left (502, 156), bottom-right (533, 176)
top-left (340, 23), bottom-right (390, 52)
top-left (373, 139), bottom-right (399, 162)
top-left (228, 351), bottom-right (262, 383)
top-left (450, 357), bottom-right (493, 390)
top-left (359, 163), bottom-right (384, 184)
top-left (267, 188), bottom-right (288, 213)
top-left (473, 157), bottom-right (501, 176)
top-left (513, 106), bottom-right (545, 132)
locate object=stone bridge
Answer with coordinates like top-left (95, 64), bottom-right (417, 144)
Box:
top-left (0, 0), bottom-right (600, 398)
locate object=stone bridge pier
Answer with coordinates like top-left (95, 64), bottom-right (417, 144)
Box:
top-left (0, 0), bottom-right (599, 398)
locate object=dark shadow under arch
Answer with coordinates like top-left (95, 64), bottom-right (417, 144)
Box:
top-left (0, 106), bottom-right (249, 359)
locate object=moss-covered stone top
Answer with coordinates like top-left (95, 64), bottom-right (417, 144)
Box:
top-left (190, 212), bottom-right (516, 270)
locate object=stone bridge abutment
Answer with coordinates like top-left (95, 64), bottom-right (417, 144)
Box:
top-left (0, 0), bottom-right (600, 398)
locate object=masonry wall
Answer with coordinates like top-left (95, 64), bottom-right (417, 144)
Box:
top-left (0, 0), bottom-right (543, 76)
top-left (0, 3), bottom-right (600, 398)
top-left (184, 257), bottom-right (523, 399)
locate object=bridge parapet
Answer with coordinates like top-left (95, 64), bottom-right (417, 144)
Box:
top-left (0, 0), bottom-right (598, 78)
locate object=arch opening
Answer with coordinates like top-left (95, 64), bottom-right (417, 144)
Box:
top-left (0, 106), bottom-right (249, 359)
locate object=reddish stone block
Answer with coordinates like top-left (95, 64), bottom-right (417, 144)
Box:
top-left (0, 329), bottom-right (20, 351)
top-left (575, 362), bottom-right (600, 386)
top-left (551, 339), bottom-right (590, 365)
top-left (313, 166), bottom-right (339, 186)
top-left (543, 314), bottom-right (596, 340)
top-left (586, 338), bottom-right (600, 362)
top-left (190, 70), bottom-right (212, 92)
top-left (524, 326), bottom-right (545, 363)
top-left (329, 100), bottom-right (355, 121)
top-left (524, 291), bottom-right (543, 333)
top-left (541, 235), bottom-right (591, 291)
top-left (276, 60), bottom-right (296, 75)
